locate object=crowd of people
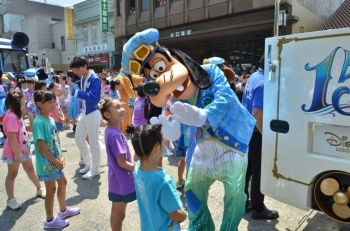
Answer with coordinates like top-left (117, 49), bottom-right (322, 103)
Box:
top-left (0, 48), bottom-right (277, 230)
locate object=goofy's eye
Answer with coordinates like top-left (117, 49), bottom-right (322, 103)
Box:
top-left (149, 70), bottom-right (158, 80)
top-left (153, 60), bottom-right (166, 73)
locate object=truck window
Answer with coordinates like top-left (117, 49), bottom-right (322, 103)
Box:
top-left (1, 50), bottom-right (28, 73)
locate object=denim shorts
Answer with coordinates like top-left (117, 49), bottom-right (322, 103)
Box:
top-left (108, 191), bottom-right (136, 203)
top-left (38, 170), bottom-right (64, 182)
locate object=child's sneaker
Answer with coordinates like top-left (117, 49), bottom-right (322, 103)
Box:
top-left (6, 198), bottom-right (21, 210)
top-left (43, 217), bottom-right (69, 229)
top-left (36, 188), bottom-right (46, 198)
top-left (58, 207), bottom-right (81, 219)
top-left (176, 180), bottom-right (185, 190)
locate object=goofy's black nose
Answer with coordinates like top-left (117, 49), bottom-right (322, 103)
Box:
top-left (140, 81), bottom-right (160, 96)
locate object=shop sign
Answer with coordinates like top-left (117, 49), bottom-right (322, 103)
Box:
top-left (101, 0), bottom-right (109, 32)
top-left (64, 7), bottom-right (74, 39)
top-left (86, 53), bottom-right (109, 65)
top-left (170, 29), bottom-right (192, 38)
top-left (83, 43), bottom-right (108, 53)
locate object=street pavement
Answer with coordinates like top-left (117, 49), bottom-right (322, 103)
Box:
top-left (1, 126), bottom-right (350, 231)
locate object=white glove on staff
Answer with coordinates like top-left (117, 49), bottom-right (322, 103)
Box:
top-left (170, 102), bottom-right (207, 127)
top-left (150, 115), bottom-right (181, 141)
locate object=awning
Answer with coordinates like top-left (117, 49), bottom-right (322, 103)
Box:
top-left (322, 0), bottom-right (350, 30)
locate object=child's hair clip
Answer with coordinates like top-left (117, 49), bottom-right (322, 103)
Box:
top-left (12, 92), bottom-right (19, 98)
top-left (97, 99), bottom-right (106, 110)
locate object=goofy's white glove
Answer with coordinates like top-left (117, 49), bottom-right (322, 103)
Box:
top-left (170, 102), bottom-right (207, 127)
top-left (150, 115), bottom-right (181, 141)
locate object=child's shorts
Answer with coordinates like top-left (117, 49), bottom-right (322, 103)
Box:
top-left (38, 170), bottom-right (64, 182)
top-left (1, 153), bottom-right (32, 164)
top-left (108, 191), bottom-right (136, 203)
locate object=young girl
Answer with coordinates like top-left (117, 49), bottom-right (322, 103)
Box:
top-left (127, 123), bottom-right (187, 231)
top-left (97, 98), bottom-right (136, 231)
top-left (109, 80), bottom-right (121, 100)
top-left (24, 78), bottom-right (37, 132)
top-left (48, 83), bottom-right (65, 130)
top-left (0, 72), bottom-right (7, 144)
top-left (101, 76), bottom-right (110, 99)
top-left (132, 85), bottom-right (148, 127)
top-left (58, 76), bottom-right (70, 125)
top-left (1, 89), bottom-right (46, 210)
top-left (66, 71), bottom-right (79, 131)
top-left (33, 90), bottom-right (80, 229)
top-left (48, 83), bottom-right (67, 152)
top-left (35, 80), bottom-right (47, 91)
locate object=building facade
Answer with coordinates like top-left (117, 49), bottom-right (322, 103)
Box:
top-left (20, 14), bottom-right (77, 72)
top-left (0, 0), bottom-right (64, 39)
top-left (113, 0), bottom-right (345, 69)
top-left (73, 0), bottom-right (115, 72)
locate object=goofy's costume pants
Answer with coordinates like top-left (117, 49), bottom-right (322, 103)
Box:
top-left (185, 140), bottom-right (248, 231)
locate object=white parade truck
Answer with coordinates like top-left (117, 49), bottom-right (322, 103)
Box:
top-left (261, 23), bottom-right (350, 223)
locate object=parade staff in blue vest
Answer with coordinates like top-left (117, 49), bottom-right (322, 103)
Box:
top-left (242, 55), bottom-right (279, 219)
top-left (68, 56), bottom-right (101, 179)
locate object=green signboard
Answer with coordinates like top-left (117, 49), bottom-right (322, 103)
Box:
top-left (101, 0), bottom-right (108, 32)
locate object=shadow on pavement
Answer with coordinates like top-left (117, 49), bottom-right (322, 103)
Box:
top-left (167, 156), bottom-right (180, 167)
top-left (298, 212), bottom-right (350, 231)
top-left (245, 214), bottom-right (279, 231)
top-left (65, 169), bottom-right (101, 206)
top-left (0, 197), bottom-right (38, 231)
top-left (65, 132), bottom-right (75, 139)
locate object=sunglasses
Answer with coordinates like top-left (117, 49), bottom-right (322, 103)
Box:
top-left (124, 35), bottom-right (160, 74)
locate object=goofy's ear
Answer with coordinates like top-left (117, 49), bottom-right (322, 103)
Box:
top-left (168, 48), bottom-right (211, 89)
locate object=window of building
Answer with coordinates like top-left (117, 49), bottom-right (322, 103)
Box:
top-left (61, 36), bottom-right (65, 51)
top-left (102, 32), bottom-right (108, 44)
top-left (141, 0), bottom-right (149, 11)
top-left (117, 0), bottom-right (121, 16)
top-left (155, 0), bottom-right (165, 7)
top-left (171, 0), bottom-right (181, 2)
top-left (92, 22), bottom-right (98, 45)
top-left (129, 0), bottom-right (136, 15)
top-left (52, 43), bottom-right (55, 49)
top-left (83, 24), bottom-right (88, 47)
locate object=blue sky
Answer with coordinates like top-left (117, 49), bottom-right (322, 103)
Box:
top-left (45, 0), bottom-right (85, 7)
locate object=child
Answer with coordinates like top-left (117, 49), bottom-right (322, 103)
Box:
top-left (59, 76), bottom-right (70, 125)
top-left (109, 80), bottom-right (121, 99)
top-left (33, 90), bottom-right (80, 229)
top-left (131, 85), bottom-right (148, 127)
top-left (101, 76), bottom-right (110, 99)
top-left (66, 71), bottom-right (79, 131)
top-left (48, 83), bottom-right (67, 152)
top-left (97, 98), bottom-right (136, 231)
top-left (24, 78), bottom-right (36, 132)
top-left (35, 80), bottom-right (47, 91)
top-left (127, 123), bottom-right (187, 231)
top-left (0, 73), bottom-right (7, 144)
top-left (48, 83), bottom-right (65, 130)
top-left (1, 89), bottom-right (46, 210)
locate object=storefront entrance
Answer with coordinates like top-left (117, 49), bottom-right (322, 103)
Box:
top-left (84, 53), bottom-right (110, 73)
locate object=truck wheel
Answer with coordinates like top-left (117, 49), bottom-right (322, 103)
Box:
top-left (314, 171), bottom-right (350, 223)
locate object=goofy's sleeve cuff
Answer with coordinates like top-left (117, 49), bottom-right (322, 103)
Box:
top-left (197, 108), bottom-right (207, 128)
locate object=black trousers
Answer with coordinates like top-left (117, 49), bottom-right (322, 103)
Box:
top-left (244, 130), bottom-right (265, 212)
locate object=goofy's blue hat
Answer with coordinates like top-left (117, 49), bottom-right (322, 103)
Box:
top-left (121, 28), bottom-right (160, 75)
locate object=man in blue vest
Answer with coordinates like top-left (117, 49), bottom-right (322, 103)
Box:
top-left (242, 55), bottom-right (279, 219)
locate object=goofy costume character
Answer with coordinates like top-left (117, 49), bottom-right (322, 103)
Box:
top-left (122, 28), bottom-right (255, 231)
